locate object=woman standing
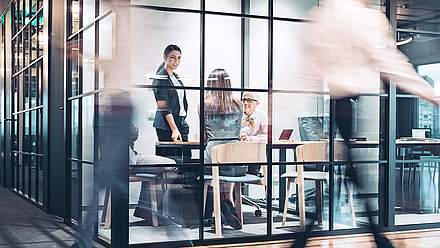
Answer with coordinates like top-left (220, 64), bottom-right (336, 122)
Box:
top-left (203, 68), bottom-right (244, 229)
top-left (153, 44), bottom-right (189, 142)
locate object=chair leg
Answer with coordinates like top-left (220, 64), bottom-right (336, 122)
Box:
top-left (234, 183), bottom-right (243, 223)
top-left (149, 180), bottom-right (158, 227)
top-left (298, 167), bottom-right (306, 231)
top-left (282, 179), bottom-right (291, 227)
top-left (212, 167), bottom-right (222, 238)
top-left (101, 187), bottom-right (110, 223)
top-left (315, 181), bottom-right (323, 225)
top-left (104, 191), bottom-right (112, 229)
top-left (348, 186), bottom-right (356, 227)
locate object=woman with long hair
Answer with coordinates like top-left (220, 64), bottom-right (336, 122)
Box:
top-left (203, 68), bottom-right (244, 229)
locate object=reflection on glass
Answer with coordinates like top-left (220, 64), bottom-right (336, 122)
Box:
top-left (82, 96), bottom-right (94, 162)
top-left (14, 1), bottom-right (19, 34)
top-left (273, 21), bottom-right (306, 91)
top-left (130, 9), bottom-right (199, 87)
top-left (24, 112), bottom-right (29, 152)
top-left (206, 0), bottom-right (240, 13)
top-left (99, 14), bottom-right (112, 61)
top-left (13, 39), bottom-right (18, 73)
top-left (70, 39), bottom-right (79, 96)
top-left (71, 99), bottom-right (80, 159)
top-left (38, 12), bottom-right (44, 55)
top-left (31, 0), bottom-right (37, 16)
top-left (24, 0), bottom-right (30, 25)
top-left (248, 0), bottom-right (267, 16)
top-left (206, 15), bottom-right (240, 88)
top-left (395, 159), bottom-right (440, 225)
top-left (18, 34), bottom-right (22, 71)
top-left (83, 27), bottom-right (95, 93)
top-left (24, 27), bottom-right (29, 66)
top-left (24, 155), bottom-right (29, 196)
top-left (247, 19), bottom-right (268, 89)
top-left (18, 0), bottom-right (23, 31)
top-left (24, 70), bottom-right (29, 110)
top-left (31, 110), bottom-right (37, 153)
top-left (81, 163), bottom-right (94, 226)
top-left (71, 161), bottom-right (79, 221)
top-left (38, 61), bottom-right (43, 106)
top-left (130, 0), bottom-right (199, 10)
top-left (71, 0), bottom-right (79, 34)
top-left (274, 0), bottom-right (318, 19)
top-left (83, 0), bottom-right (95, 25)
top-left (30, 64), bottom-right (37, 108)
top-left (30, 155), bottom-right (37, 200)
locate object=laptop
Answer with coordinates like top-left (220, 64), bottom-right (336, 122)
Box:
top-left (278, 128), bottom-right (295, 141)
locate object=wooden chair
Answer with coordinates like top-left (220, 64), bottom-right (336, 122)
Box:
top-left (203, 142), bottom-right (267, 238)
top-left (101, 173), bottom-right (158, 229)
top-left (281, 142), bottom-right (356, 230)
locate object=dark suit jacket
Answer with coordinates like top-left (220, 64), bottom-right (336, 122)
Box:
top-left (152, 67), bottom-right (189, 133)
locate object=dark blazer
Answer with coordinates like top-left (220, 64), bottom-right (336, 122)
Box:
top-left (152, 67), bottom-right (189, 133)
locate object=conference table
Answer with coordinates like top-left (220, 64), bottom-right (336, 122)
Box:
top-left (153, 139), bottom-right (439, 225)
top-left (155, 140), bottom-right (380, 213)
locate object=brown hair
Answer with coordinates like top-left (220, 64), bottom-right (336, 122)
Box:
top-left (205, 69), bottom-right (242, 115)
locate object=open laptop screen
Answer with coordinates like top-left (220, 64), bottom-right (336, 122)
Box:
top-left (279, 128), bottom-right (294, 141)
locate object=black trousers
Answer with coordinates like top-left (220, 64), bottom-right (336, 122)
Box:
top-left (292, 96), bottom-right (392, 248)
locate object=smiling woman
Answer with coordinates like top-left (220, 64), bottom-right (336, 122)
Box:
top-left (152, 44), bottom-right (189, 143)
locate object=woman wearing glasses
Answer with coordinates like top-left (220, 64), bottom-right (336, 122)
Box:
top-left (202, 68), bottom-right (244, 229)
top-left (153, 44), bottom-right (189, 142)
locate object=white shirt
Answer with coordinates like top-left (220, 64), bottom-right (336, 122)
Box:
top-left (301, 0), bottom-right (435, 102)
top-left (241, 110), bottom-right (268, 142)
top-left (170, 75), bottom-right (186, 117)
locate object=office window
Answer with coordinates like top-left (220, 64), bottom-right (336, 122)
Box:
top-left (8, 0), bottom-right (45, 205)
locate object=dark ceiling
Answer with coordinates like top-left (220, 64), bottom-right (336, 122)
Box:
top-left (395, 0), bottom-right (440, 32)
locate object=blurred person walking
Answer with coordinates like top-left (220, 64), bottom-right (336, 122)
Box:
top-left (291, 0), bottom-right (438, 247)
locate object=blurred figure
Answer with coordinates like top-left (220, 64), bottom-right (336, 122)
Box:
top-left (292, 0), bottom-right (438, 247)
top-left (240, 92), bottom-right (267, 175)
top-left (202, 69), bottom-right (244, 229)
top-left (73, 71), bottom-right (132, 248)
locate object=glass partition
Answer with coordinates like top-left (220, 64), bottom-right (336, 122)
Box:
top-left (61, 0), bottom-right (440, 247)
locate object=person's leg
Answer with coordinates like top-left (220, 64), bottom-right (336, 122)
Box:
top-left (134, 128), bottom-right (172, 222)
top-left (220, 182), bottom-right (242, 229)
top-left (291, 97), bottom-right (354, 248)
top-left (222, 182), bottom-right (235, 202)
top-left (335, 97), bottom-right (394, 248)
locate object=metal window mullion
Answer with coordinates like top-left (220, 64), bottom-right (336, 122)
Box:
top-left (65, 0), bottom-right (73, 220)
top-left (385, 0), bottom-right (397, 229)
top-left (198, 0), bottom-right (205, 241)
top-left (93, 0), bottom-right (99, 236)
top-left (20, 73), bottom-right (25, 194)
top-left (266, 0), bottom-right (273, 236)
top-left (329, 100), bottom-right (335, 231)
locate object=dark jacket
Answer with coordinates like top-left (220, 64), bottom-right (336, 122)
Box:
top-left (152, 67), bottom-right (189, 133)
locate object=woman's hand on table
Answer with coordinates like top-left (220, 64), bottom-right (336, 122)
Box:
top-left (172, 129), bottom-right (182, 142)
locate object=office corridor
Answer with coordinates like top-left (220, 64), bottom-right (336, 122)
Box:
top-left (0, 186), bottom-right (103, 248)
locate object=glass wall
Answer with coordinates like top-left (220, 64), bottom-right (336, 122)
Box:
top-left (6, 0), bottom-right (45, 205)
top-left (62, 0), bottom-right (440, 247)
top-left (395, 31), bottom-right (440, 225)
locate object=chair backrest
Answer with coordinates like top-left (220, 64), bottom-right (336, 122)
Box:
top-left (296, 142), bottom-right (328, 162)
top-left (296, 142), bottom-right (347, 162)
top-left (211, 142), bottom-right (266, 163)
